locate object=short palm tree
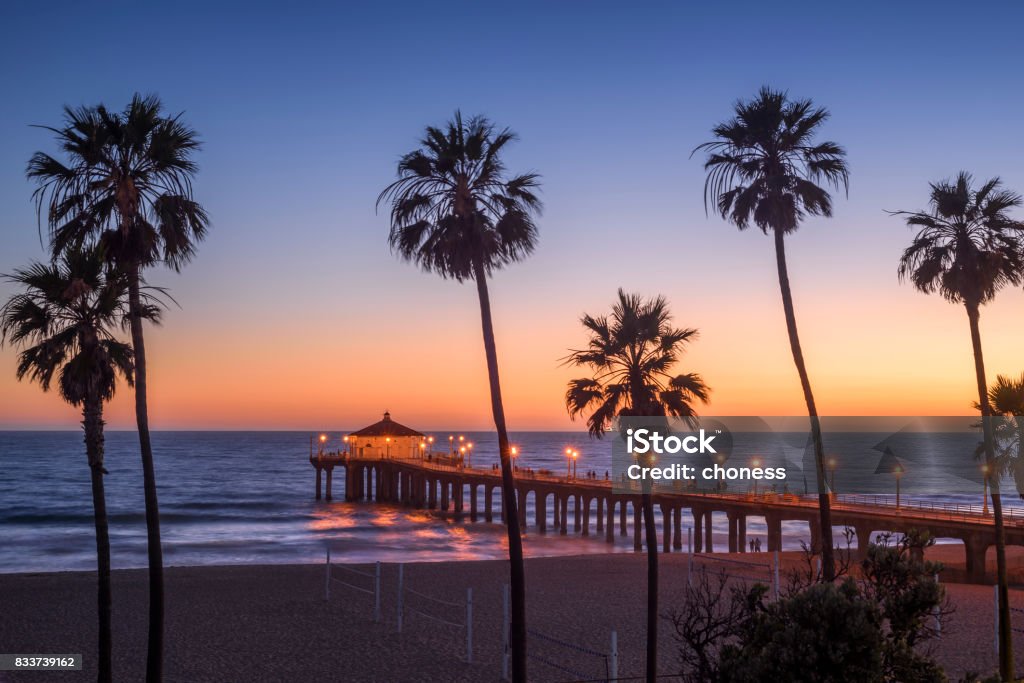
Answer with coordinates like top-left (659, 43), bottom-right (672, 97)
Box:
top-left (28, 94), bottom-right (209, 681)
top-left (894, 172), bottom-right (1024, 681)
top-left (378, 111), bottom-right (541, 683)
top-left (565, 289), bottom-right (710, 683)
top-left (1, 249), bottom-right (140, 683)
top-left (987, 374), bottom-right (1024, 496)
top-left (695, 86), bottom-right (848, 580)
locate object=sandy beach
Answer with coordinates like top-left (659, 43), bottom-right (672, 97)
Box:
top-left (1, 548), bottom-right (1021, 682)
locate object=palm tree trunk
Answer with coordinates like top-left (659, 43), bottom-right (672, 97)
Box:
top-left (472, 257), bottom-right (527, 683)
top-left (966, 302), bottom-right (1013, 681)
top-left (773, 229), bottom-right (835, 580)
top-left (83, 396), bottom-right (112, 683)
top-left (641, 486), bottom-right (658, 683)
top-left (127, 266), bottom-right (164, 682)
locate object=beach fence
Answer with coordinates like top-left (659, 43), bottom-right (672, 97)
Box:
top-left (996, 585), bottom-right (1024, 654)
top-left (396, 563), bottom-right (474, 663)
top-left (322, 551), bottom-right (475, 663)
top-left (324, 549), bottom-right (382, 621)
top-left (685, 527), bottom-right (779, 597)
top-left (502, 584), bottom-right (619, 683)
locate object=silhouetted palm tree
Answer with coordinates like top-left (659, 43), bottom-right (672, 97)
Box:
top-left (565, 289), bottom-right (710, 683)
top-left (1, 249), bottom-right (146, 683)
top-left (27, 94), bottom-right (209, 681)
top-left (894, 172), bottom-right (1024, 681)
top-left (378, 112), bottom-right (541, 683)
top-left (695, 86), bottom-right (848, 580)
top-left (976, 374), bottom-right (1024, 499)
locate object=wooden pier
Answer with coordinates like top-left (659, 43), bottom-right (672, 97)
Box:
top-left (311, 452), bottom-right (1024, 582)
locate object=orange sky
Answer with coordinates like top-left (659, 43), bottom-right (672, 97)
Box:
top-left (2, 240), bottom-right (1022, 431)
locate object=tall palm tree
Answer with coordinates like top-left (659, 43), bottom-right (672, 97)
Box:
top-left (695, 86), bottom-right (849, 580)
top-left (377, 111), bottom-right (541, 683)
top-left (565, 289), bottom-right (710, 683)
top-left (27, 94), bottom-right (209, 681)
top-left (894, 172), bottom-right (1024, 681)
top-left (1, 249), bottom-right (142, 683)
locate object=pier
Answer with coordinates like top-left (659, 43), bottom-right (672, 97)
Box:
top-left (311, 452), bottom-right (1024, 583)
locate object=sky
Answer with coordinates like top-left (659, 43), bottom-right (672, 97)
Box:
top-left (1, 1), bottom-right (1023, 431)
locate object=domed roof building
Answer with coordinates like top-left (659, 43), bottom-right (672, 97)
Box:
top-left (348, 411), bottom-right (424, 459)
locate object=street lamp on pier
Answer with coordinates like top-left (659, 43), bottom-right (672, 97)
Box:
top-left (751, 457), bottom-right (762, 496)
top-left (982, 462), bottom-right (990, 515)
top-left (827, 457), bottom-right (838, 498)
top-left (894, 463), bottom-right (903, 509)
top-left (467, 442), bottom-right (474, 468)
top-left (565, 448), bottom-right (573, 479)
top-left (572, 450), bottom-right (579, 480)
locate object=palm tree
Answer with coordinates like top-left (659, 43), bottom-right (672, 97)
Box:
top-left (1, 249), bottom-right (141, 683)
top-left (985, 374), bottom-right (1024, 497)
top-left (377, 111), bottom-right (541, 683)
top-left (565, 289), bottom-right (710, 683)
top-left (27, 94), bottom-right (209, 681)
top-left (695, 86), bottom-right (849, 580)
top-left (893, 172), bottom-right (1024, 681)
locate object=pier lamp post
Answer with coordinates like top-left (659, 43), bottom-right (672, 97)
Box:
top-left (572, 450), bottom-right (579, 480)
top-left (459, 446), bottom-right (467, 467)
top-left (510, 446), bottom-right (519, 471)
top-left (319, 434), bottom-right (327, 458)
top-left (420, 440), bottom-right (426, 459)
top-left (565, 448), bottom-right (573, 478)
top-left (428, 436), bottom-right (434, 457)
top-left (385, 437), bottom-right (391, 459)
top-left (343, 435), bottom-right (350, 456)
top-left (827, 457), bottom-right (838, 498)
top-left (467, 442), bottom-right (474, 468)
top-left (893, 463), bottom-right (903, 509)
top-left (750, 457), bottom-right (762, 496)
top-left (982, 462), bottom-right (990, 515)
top-left (449, 435), bottom-right (454, 456)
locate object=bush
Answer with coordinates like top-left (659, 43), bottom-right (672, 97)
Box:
top-left (718, 580), bottom-right (885, 683)
top-left (669, 529), bottom-right (950, 682)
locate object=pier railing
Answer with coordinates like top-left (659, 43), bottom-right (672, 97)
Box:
top-left (314, 452), bottom-right (1024, 529)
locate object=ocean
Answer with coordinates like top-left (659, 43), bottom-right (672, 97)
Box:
top-left (0, 429), bottom-right (1008, 573)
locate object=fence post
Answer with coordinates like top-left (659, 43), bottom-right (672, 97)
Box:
top-left (466, 587), bottom-right (473, 663)
top-left (932, 572), bottom-right (940, 635)
top-left (501, 583), bottom-right (510, 682)
top-left (687, 526), bottom-right (693, 588)
top-left (609, 629), bottom-right (618, 682)
top-left (773, 550), bottom-right (780, 599)
top-left (397, 564), bottom-right (404, 633)
top-left (375, 561), bottom-right (382, 622)
top-left (324, 547), bottom-right (331, 601)
top-left (994, 584), bottom-right (999, 654)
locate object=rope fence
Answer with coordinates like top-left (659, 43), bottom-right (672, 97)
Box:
top-left (323, 551), bottom-right (474, 661)
top-left (503, 583), bottom-right (618, 682)
top-left (994, 586), bottom-right (1024, 654)
top-left (685, 527), bottom-right (778, 597)
top-left (324, 549), bottom-right (382, 621)
top-left (397, 563), bottom-right (474, 662)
